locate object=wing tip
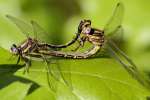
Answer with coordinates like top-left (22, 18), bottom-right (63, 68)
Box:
top-left (30, 20), bottom-right (34, 24)
top-left (30, 20), bottom-right (37, 25)
top-left (5, 14), bottom-right (11, 18)
top-left (116, 1), bottom-right (124, 7)
top-left (5, 15), bottom-right (17, 21)
top-left (117, 2), bottom-right (121, 6)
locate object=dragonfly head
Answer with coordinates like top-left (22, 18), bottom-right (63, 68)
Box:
top-left (78, 19), bottom-right (91, 34)
top-left (10, 44), bottom-right (19, 55)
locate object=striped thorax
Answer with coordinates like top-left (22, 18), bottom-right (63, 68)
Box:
top-left (78, 19), bottom-right (105, 47)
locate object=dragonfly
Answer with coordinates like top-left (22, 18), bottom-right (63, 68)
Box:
top-left (34, 2), bottom-right (123, 59)
top-left (32, 2), bottom-right (150, 88)
top-left (37, 2), bottom-right (123, 58)
top-left (6, 15), bottom-right (73, 91)
top-left (7, 1), bottom-right (150, 90)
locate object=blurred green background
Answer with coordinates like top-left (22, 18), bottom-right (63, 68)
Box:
top-left (0, 0), bottom-right (150, 100)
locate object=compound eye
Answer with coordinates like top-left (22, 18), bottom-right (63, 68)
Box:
top-left (11, 47), bottom-right (17, 53)
top-left (10, 44), bottom-right (18, 54)
top-left (12, 44), bottom-right (17, 48)
top-left (85, 24), bottom-right (88, 27)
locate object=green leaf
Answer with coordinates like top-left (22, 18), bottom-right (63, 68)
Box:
top-left (0, 81), bottom-right (31, 100)
top-left (0, 48), bottom-right (150, 100)
top-left (25, 87), bottom-right (56, 100)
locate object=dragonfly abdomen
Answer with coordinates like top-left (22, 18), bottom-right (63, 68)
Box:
top-left (38, 33), bottom-right (80, 49)
top-left (39, 46), bottom-right (100, 59)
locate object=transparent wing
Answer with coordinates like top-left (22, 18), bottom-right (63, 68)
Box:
top-left (105, 2), bottom-right (150, 89)
top-left (6, 15), bottom-right (56, 46)
top-left (57, 60), bottom-right (72, 90)
top-left (6, 15), bottom-right (34, 38)
top-left (31, 20), bottom-right (52, 44)
top-left (50, 60), bottom-right (72, 90)
top-left (31, 20), bottom-right (80, 49)
top-left (106, 40), bottom-right (150, 89)
top-left (44, 57), bottom-right (60, 92)
top-left (27, 53), bottom-right (69, 92)
top-left (107, 25), bottom-right (124, 46)
top-left (104, 2), bottom-right (124, 36)
top-left (30, 53), bottom-right (72, 91)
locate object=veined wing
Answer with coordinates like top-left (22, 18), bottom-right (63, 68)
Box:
top-left (104, 2), bottom-right (139, 80)
top-left (31, 21), bottom-right (80, 48)
top-left (6, 15), bottom-right (34, 38)
top-left (107, 40), bottom-right (150, 89)
top-left (104, 2), bottom-right (124, 36)
top-left (31, 21), bottom-right (75, 90)
top-left (49, 59), bottom-right (73, 90)
top-left (6, 15), bottom-right (53, 44)
top-left (41, 51), bottom-right (73, 90)
top-left (6, 15), bottom-right (73, 49)
top-left (26, 52), bottom-right (73, 91)
top-left (6, 15), bottom-right (72, 91)
top-left (104, 2), bottom-right (150, 89)
top-left (30, 20), bottom-right (51, 44)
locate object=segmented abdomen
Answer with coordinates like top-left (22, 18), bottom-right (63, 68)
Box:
top-left (39, 46), bottom-right (100, 59)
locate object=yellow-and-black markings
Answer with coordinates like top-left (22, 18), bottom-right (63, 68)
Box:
top-left (8, 2), bottom-right (122, 60)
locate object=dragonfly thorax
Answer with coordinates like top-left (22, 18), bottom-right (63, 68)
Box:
top-left (16, 38), bottom-right (38, 55)
top-left (87, 29), bottom-right (105, 46)
top-left (78, 19), bottom-right (105, 46)
top-left (78, 19), bottom-right (91, 34)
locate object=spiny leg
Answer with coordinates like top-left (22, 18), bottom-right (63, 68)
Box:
top-left (72, 36), bottom-right (86, 52)
top-left (16, 56), bottom-right (20, 65)
top-left (15, 55), bottom-right (30, 74)
top-left (23, 57), bottom-right (31, 74)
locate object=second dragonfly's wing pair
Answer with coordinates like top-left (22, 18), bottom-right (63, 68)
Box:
top-left (103, 2), bottom-right (150, 89)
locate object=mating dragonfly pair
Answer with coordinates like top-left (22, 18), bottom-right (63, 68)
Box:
top-left (7, 2), bottom-right (149, 91)
top-left (8, 2), bottom-right (122, 64)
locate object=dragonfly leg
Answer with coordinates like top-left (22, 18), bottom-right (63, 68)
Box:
top-left (71, 41), bottom-right (82, 52)
top-left (23, 57), bottom-right (31, 74)
top-left (16, 56), bottom-right (20, 65)
top-left (72, 36), bottom-right (86, 52)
